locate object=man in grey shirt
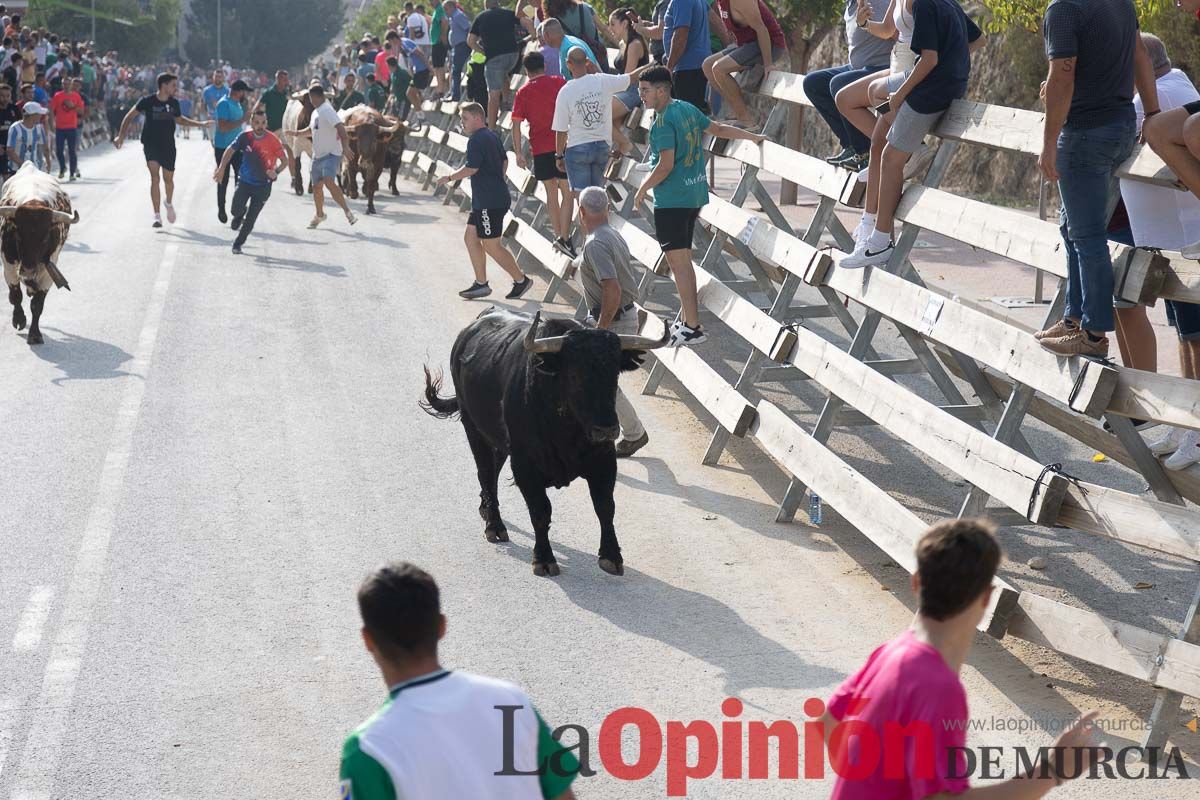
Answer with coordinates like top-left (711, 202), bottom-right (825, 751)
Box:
top-left (575, 186), bottom-right (649, 458)
top-left (802, 0), bottom-right (893, 171)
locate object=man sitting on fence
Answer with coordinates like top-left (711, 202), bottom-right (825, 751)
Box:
top-left (820, 518), bottom-right (1103, 798)
top-left (632, 65), bottom-right (765, 347)
top-left (840, 0), bottom-right (983, 270)
top-left (575, 186), bottom-right (651, 457)
top-left (802, 1), bottom-right (893, 172)
top-left (702, 0), bottom-right (786, 131)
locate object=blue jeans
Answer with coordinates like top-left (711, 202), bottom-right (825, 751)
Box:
top-left (55, 128), bottom-right (77, 174)
top-left (563, 140), bottom-right (608, 191)
top-left (450, 43), bottom-right (470, 101)
top-left (1056, 117), bottom-right (1137, 333)
top-left (802, 62), bottom-right (888, 155)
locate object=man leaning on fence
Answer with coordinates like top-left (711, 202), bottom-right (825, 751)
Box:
top-left (575, 186), bottom-right (650, 458)
top-left (1036, 0), bottom-right (1159, 358)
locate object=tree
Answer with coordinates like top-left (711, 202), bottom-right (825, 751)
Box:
top-left (26, 0), bottom-right (180, 64)
top-left (185, 0), bottom-right (344, 70)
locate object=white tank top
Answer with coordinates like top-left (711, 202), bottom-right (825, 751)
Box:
top-left (890, 0), bottom-right (916, 74)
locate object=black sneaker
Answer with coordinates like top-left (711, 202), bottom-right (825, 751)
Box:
top-left (667, 320), bottom-right (708, 347)
top-left (825, 147), bottom-right (854, 166)
top-left (553, 237), bottom-right (578, 258)
top-left (231, 216), bottom-right (243, 230)
top-left (1103, 417), bottom-right (1155, 433)
top-left (615, 431), bottom-right (649, 458)
top-left (459, 281), bottom-right (492, 299)
top-left (57, 169), bottom-right (65, 179)
top-left (232, 243), bottom-right (243, 255)
top-left (841, 152), bottom-right (869, 172)
top-left (506, 276), bottom-right (533, 299)
top-left (218, 208), bottom-right (228, 224)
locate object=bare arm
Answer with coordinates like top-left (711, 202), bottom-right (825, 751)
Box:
top-left (622, 40), bottom-right (645, 75)
top-left (633, 147), bottom-right (674, 208)
top-left (634, 21), bottom-right (664, 40)
top-left (1133, 34), bottom-right (1159, 117)
top-left (113, 102), bottom-right (140, 144)
top-left (1039, 57), bottom-right (1075, 181)
top-left (666, 25), bottom-right (688, 70)
top-left (707, 4), bottom-right (734, 48)
top-left (857, 0), bottom-right (898, 40)
top-left (596, 278), bottom-right (623, 329)
top-left (731, 0), bottom-right (773, 73)
top-left (336, 121), bottom-right (348, 144)
top-left (556, 129), bottom-right (567, 157)
top-left (511, 119), bottom-right (527, 167)
top-left (468, 33), bottom-right (482, 53)
top-left (213, 144), bottom-right (236, 180)
top-left (437, 164), bottom-right (478, 183)
top-left (179, 115), bottom-right (210, 128)
top-left (890, 48), bottom-right (937, 108)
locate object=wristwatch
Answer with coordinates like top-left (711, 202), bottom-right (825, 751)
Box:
top-left (554, 152), bottom-right (564, 160)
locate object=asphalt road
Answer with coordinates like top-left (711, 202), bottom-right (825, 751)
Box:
top-left (0, 138), bottom-right (1195, 799)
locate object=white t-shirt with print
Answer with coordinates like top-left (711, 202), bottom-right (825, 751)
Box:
top-left (310, 100), bottom-right (343, 158)
top-left (407, 12), bottom-right (431, 45)
top-left (551, 72), bottom-right (631, 149)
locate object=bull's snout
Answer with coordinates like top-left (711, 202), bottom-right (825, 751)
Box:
top-left (589, 424), bottom-right (621, 444)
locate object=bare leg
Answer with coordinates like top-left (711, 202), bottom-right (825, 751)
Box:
top-left (313, 181), bottom-right (325, 217)
top-left (1146, 108), bottom-right (1200, 202)
top-left (873, 143), bottom-right (910, 236)
top-left (664, 248), bottom-right (700, 327)
top-left (1114, 305), bottom-right (1158, 371)
top-left (543, 180), bottom-right (565, 240)
top-left (482, 237), bottom-right (525, 281)
top-left (487, 89), bottom-right (501, 129)
top-left (163, 169), bottom-right (175, 207)
top-left (146, 162), bottom-right (162, 214)
top-left (864, 113), bottom-right (893, 215)
top-left (836, 70), bottom-right (889, 140)
top-left (706, 54), bottom-right (752, 124)
top-left (1181, 339), bottom-right (1200, 380)
top-left (611, 97), bottom-right (632, 154)
top-left (323, 177), bottom-right (351, 213)
top-left (465, 225), bottom-right (488, 283)
top-left (557, 179), bottom-right (574, 240)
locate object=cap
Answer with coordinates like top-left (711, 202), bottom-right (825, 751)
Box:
top-left (229, 79), bottom-right (250, 92)
top-left (22, 101), bottom-right (44, 115)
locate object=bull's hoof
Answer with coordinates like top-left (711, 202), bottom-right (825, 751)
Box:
top-left (26, 329), bottom-right (43, 345)
top-left (12, 311), bottom-right (25, 331)
top-left (390, 188), bottom-right (399, 196)
top-left (293, 186), bottom-right (302, 196)
top-left (484, 524), bottom-right (509, 543)
top-left (532, 561), bottom-right (561, 577)
top-left (366, 206), bottom-right (376, 216)
top-left (598, 558), bottom-right (624, 576)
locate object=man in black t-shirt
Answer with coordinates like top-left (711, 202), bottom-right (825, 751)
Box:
top-left (113, 72), bottom-right (212, 228)
top-left (435, 101), bottom-right (531, 300)
top-left (0, 83), bottom-right (20, 176)
top-left (467, 0), bottom-right (524, 128)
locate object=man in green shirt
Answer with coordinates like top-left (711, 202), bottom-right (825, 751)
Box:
top-left (340, 563), bottom-right (580, 800)
top-left (335, 72), bottom-right (366, 111)
top-left (255, 69), bottom-right (294, 173)
top-left (429, 0), bottom-right (449, 96)
top-left (386, 56), bottom-right (413, 119)
top-left (365, 72), bottom-right (387, 111)
top-left (633, 65), bottom-right (765, 347)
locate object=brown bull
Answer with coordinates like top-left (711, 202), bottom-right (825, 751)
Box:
top-left (282, 91), bottom-right (316, 195)
top-left (338, 106), bottom-right (405, 215)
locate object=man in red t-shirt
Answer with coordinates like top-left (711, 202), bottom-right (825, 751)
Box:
top-left (510, 50), bottom-right (575, 256)
top-left (49, 76), bottom-right (85, 180)
top-left (820, 519), bottom-right (1103, 800)
top-left (376, 31), bottom-right (399, 85)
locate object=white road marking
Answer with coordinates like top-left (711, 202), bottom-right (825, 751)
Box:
top-left (10, 587), bottom-right (54, 652)
top-left (7, 241), bottom-right (180, 800)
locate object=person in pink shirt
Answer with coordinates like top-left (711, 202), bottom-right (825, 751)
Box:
top-left (49, 76), bottom-right (84, 180)
top-left (821, 518), bottom-right (1103, 799)
top-left (376, 31), bottom-right (400, 86)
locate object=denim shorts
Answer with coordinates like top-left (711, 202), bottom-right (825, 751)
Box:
top-left (484, 52), bottom-right (520, 92)
top-left (311, 153), bottom-right (341, 181)
top-left (562, 140), bottom-right (609, 191)
top-left (614, 84), bottom-right (641, 112)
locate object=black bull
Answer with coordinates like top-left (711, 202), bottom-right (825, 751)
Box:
top-left (422, 308), bottom-right (667, 576)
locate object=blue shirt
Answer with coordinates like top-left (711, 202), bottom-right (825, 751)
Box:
top-left (213, 95), bottom-right (245, 149)
top-left (905, 0), bottom-right (983, 115)
top-left (201, 83), bottom-right (228, 116)
top-left (558, 35), bottom-right (597, 79)
top-left (465, 127), bottom-right (509, 211)
top-left (401, 38), bottom-right (430, 74)
top-left (32, 86), bottom-right (47, 105)
top-left (449, 9), bottom-right (472, 46)
top-left (663, 0), bottom-right (710, 72)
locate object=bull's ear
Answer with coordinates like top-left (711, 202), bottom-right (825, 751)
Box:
top-left (620, 351), bottom-right (646, 372)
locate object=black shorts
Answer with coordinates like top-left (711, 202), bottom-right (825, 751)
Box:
top-left (532, 151), bottom-right (568, 181)
top-left (671, 68), bottom-right (710, 114)
top-left (653, 206), bottom-right (702, 251)
top-left (468, 207), bottom-right (507, 239)
top-left (413, 70), bottom-right (432, 90)
top-left (1185, 100), bottom-right (1200, 116)
top-left (143, 141), bottom-right (177, 172)
top-left (432, 42), bottom-right (449, 68)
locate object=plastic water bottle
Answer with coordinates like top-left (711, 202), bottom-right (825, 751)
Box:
top-left (809, 493), bottom-right (822, 526)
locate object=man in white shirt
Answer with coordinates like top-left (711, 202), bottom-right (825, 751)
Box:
top-left (283, 83), bottom-right (357, 228)
top-left (1118, 33), bottom-right (1200, 469)
top-left (552, 47), bottom-right (651, 193)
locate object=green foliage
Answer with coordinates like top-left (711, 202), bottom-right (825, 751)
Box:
top-left (26, 0), bottom-right (180, 63)
top-left (979, 0), bottom-right (1177, 34)
top-left (186, 0), bottom-right (344, 70)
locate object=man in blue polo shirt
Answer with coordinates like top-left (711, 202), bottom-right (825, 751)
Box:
top-left (213, 78), bottom-right (250, 223)
top-left (662, 0), bottom-right (711, 112)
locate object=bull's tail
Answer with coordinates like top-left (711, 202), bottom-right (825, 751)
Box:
top-left (420, 365), bottom-right (460, 419)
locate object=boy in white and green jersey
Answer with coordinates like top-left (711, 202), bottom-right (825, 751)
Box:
top-left (340, 563), bottom-right (580, 800)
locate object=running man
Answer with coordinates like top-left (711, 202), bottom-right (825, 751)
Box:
top-left (213, 78), bottom-right (252, 223)
top-left (283, 83), bottom-right (358, 229)
top-left (114, 73), bottom-right (211, 228)
top-left (341, 563), bottom-right (579, 800)
top-left (254, 69), bottom-right (295, 174)
top-left (213, 108), bottom-right (287, 255)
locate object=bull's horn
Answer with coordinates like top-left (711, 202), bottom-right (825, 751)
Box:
top-left (379, 118), bottom-right (402, 134)
top-left (0, 206), bottom-right (16, 218)
top-left (523, 311), bottom-right (567, 354)
top-left (617, 326), bottom-right (671, 351)
top-left (50, 209), bottom-right (79, 224)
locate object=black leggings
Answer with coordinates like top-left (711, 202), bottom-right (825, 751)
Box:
top-left (231, 182), bottom-right (271, 247)
top-left (214, 146), bottom-right (243, 210)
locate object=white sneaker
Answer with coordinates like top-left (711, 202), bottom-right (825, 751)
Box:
top-left (1148, 426), bottom-right (1188, 456)
top-left (851, 218), bottom-right (873, 249)
top-left (855, 166), bottom-right (869, 183)
top-left (345, 210), bottom-right (358, 226)
top-left (841, 238), bottom-right (893, 269)
top-left (1164, 430), bottom-right (1200, 471)
top-left (307, 214), bottom-right (326, 229)
top-left (1182, 238), bottom-right (1200, 260)
top-left (667, 319), bottom-right (708, 347)
top-left (164, 203), bottom-right (176, 224)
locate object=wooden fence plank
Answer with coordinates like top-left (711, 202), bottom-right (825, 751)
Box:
top-left (653, 346), bottom-right (757, 436)
top-left (506, 217), bottom-right (575, 280)
top-left (1057, 483), bottom-right (1200, 562)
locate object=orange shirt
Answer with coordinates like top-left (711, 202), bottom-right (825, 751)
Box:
top-left (50, 91), bottom-right (84, 129)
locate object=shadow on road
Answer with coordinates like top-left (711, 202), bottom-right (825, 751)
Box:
top-left (498, 526), bottom-right (845, 698)
top-left (30, 327), bottom-right (135, 384)
top-left (253, 255), bottom-right (347, 278)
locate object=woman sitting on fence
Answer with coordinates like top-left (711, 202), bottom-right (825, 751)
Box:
top-left (609, 7), bottom-right (648, 156)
